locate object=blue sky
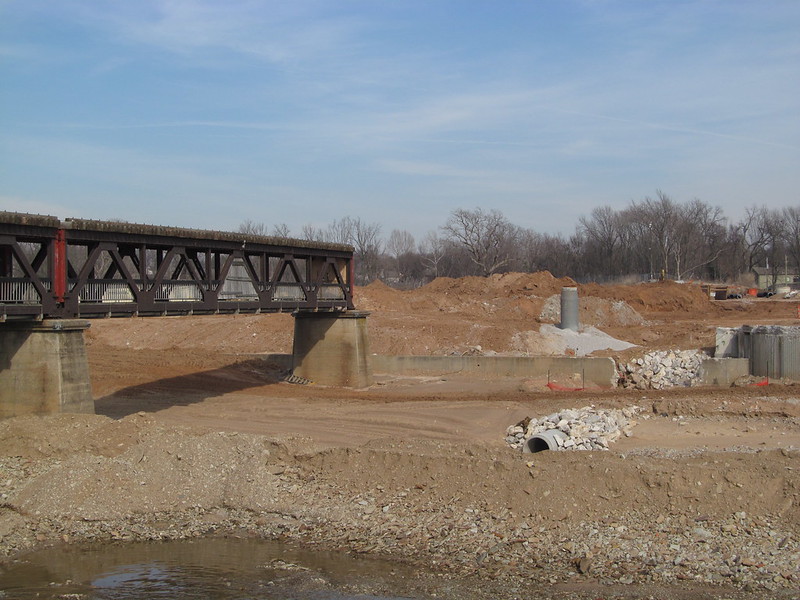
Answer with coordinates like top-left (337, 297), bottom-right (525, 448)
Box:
top-left (1, 0), bottom-right (798, 240)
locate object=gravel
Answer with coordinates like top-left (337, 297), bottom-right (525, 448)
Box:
top-left (505, 406), bottom-right (643, 451)
top-left (1, 414), bottom-right (798, 598)
top-left (620, 350), bottom-right (706, 390)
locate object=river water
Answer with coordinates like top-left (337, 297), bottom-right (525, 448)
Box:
top-left (0, 538), bottom-right (421, 599)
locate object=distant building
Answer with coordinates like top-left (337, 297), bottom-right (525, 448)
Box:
top-left (752, 266), bottom-right (800, 290)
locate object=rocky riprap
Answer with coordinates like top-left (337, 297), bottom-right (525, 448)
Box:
top-left (619, 349), bottom-right (705, 390)
top-left (505, 406), bottom-right (641, 451)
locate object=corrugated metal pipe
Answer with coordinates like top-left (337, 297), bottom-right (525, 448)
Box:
top-left (745, 325), bottom-right (800, 380)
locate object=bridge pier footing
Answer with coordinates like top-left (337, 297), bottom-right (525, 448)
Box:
top-left (0, 320), bottom-right (94, 418)
top-left (292, 311), bottom-right (373, 388)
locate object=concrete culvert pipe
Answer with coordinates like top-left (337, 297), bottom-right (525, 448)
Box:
top-left (523, 429), bottom-right (568, 453)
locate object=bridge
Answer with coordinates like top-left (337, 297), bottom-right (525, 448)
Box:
top-left (0, 212), bottom-right (372, 418)
top-left (0, 211), bottom-right (354, 319)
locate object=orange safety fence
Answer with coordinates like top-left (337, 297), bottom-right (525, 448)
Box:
top-left (546, 382), bottom-right (585, 392)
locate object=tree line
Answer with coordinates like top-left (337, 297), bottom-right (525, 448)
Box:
top-left (240, 192), bottom-right (800, 288)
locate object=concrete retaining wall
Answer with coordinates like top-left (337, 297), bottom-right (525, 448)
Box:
top-left (262, 352), bottom-right (744, 389)
top-left (369, 355), bottom-right (617, 387)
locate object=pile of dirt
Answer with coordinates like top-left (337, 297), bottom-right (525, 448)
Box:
top-left (420, 271), bottom-right (577, 298)
top-left (359, 272), bottom-right (576, 316)
top-left (357, 272), bottom-right (655, 356)
top-left (579, 280), bottom-right (714, 313)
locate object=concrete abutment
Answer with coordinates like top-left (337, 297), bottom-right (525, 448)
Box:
top-left (0, 319), bottom-right (94, 418)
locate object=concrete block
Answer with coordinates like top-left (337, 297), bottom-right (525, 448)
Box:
top-left (698, 358), bottom-right (749, 386)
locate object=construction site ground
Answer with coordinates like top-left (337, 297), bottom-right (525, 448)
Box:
top-left (1, 272), bottom-right (799, 599)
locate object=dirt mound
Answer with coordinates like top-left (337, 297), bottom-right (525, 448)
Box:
top-left (356, 279), bottom-right (408, 312)
top-left (580, 280), bottom-right (713, 313)
top-left (419, 271), bottom-right (576, 299)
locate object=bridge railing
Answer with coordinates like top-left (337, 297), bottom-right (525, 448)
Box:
top-left (0, 278), bottom-right (50, 304)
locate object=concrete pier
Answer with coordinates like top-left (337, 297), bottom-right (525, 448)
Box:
top-left (292, 311), bottom-right (373, 388)
top-left (0, 319), bottom-right (94, 418)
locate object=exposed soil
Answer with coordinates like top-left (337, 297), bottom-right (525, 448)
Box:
top-left (1, 273), bottom-right (799, 599)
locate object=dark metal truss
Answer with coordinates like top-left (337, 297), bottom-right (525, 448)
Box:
top-left (0, 212), bottom-right (355, 319)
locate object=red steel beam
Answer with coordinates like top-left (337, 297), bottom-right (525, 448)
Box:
top-left (53, 228), bottom-right (67, 303)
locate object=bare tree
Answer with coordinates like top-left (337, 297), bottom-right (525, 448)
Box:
top-left (578, 206), bottom-right (623, 277)
top-left (271, 223), bottom-right (290, 237)
top-left (351, 218), bottom-right (383, 284)
top-left (670, 199), bottom-right (727, 279)
top-left (517, 228), bottom-right (550, 273)
top-left (326, 217), bottom-right (356, 245)
top-left (782, 206), bottom-right (800, 273)
top-left (386, 229), bottom-right (415, 259)
top-left (301, 224), bottom-right (326, 242)
top-left (441, 208), bottom-right (517, 276)
top-left (738, 206), bottom-right (771, 273)
top-left (238, 220), bottom-right (268, 236)
top-left (418, 231), bottom-right (447, 278)
top-left (759, 208), bottom-right (788, 288)
top-left (518, 230), bottom-right (575, 278)
top-left (386, 229), bottom-right (415, 280)
top-left (628, 191), bottom-right (681, 278)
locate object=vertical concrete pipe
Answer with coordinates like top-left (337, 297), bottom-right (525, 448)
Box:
top-left (559, 286), bottom-right (579, 331)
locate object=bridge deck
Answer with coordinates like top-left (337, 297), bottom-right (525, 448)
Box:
top-left (0, 212), bottom-right (355, 319)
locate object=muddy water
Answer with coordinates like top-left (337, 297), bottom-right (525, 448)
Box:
top-left (0, 538), bottom-right (420, 599)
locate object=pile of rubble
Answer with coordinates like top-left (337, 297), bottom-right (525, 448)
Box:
top-left (618, 350), bottom-right (705, 390)
top-left (505, 406), bottom-right (641, 451)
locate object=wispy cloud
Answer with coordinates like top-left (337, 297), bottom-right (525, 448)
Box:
top-left (69, 0), bottom-right (366, 65)
top-left (35, 120), bottom-right (292, 132)
top-left (375, 159), bottom-right (495, 179)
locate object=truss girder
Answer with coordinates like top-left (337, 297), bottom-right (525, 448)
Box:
top-left (0, 213), bottom-right (354, 319)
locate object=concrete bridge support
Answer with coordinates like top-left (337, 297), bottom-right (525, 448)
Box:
top-left (292, 311), bottom-right (373, 388)
top-left (0, 320), bottom-right (94, 418)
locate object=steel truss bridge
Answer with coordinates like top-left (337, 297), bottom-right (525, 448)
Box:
top-left (0, 212), bottom-right (354, 319)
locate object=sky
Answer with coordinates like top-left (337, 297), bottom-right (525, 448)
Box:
top-left (1, 0), bottom-right (798, 240)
